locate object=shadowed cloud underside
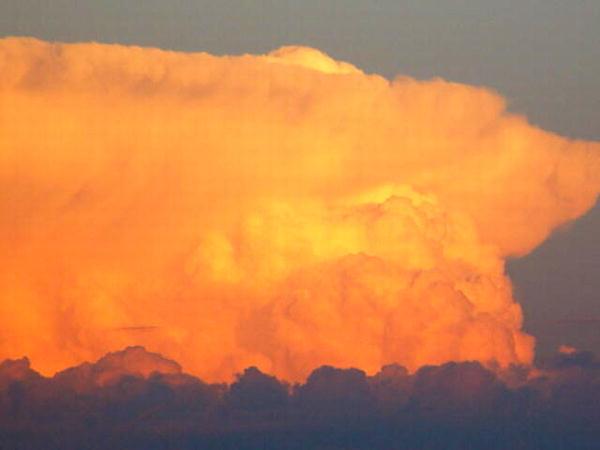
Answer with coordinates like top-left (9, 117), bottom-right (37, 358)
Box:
top-left (1, 346), bottom-right (600, 449)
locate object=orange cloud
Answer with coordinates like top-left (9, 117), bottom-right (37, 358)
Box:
top-left (0, 37), bottom-right (598, 381)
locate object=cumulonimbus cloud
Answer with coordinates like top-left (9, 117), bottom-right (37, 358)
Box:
top-left (0, 37), bottom-right (599, 381)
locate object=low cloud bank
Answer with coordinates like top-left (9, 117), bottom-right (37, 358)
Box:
top-left (1, 347), bottom-right (599, 449)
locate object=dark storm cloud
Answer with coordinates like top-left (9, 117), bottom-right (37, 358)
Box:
top-left (1, 347), bottom-right (600, 450)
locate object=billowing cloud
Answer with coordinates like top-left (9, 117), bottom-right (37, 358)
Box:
top-left (0, 37), bottom-right (599, 382)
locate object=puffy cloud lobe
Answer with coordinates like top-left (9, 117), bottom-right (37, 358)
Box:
top-left (51, 345), bottom-right (182, 392)
top-left (225, 366), bottom-right (289, 411)
top-left (1, 347), bottom-right (600, 449)
top-left (409, 361), bottom-right (508, 422)
top-left (0, 37), bottom-right (599, 381)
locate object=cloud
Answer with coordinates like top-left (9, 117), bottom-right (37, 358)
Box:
top-left (2, 347), bottom-right (600, 449)
top-left (226, 366), bottom-right (289, 411)
top-left (51, 346), bottom-right (182, 391)
top-left (0, 37), bottom-right (599, 382)
top-left (294, 366), bottom-right (376, 420)
top-left (0, 357), bottom-right (41, 390)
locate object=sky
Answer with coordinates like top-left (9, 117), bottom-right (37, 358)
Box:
top-left (0, 0), bottom-right (598, 360)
